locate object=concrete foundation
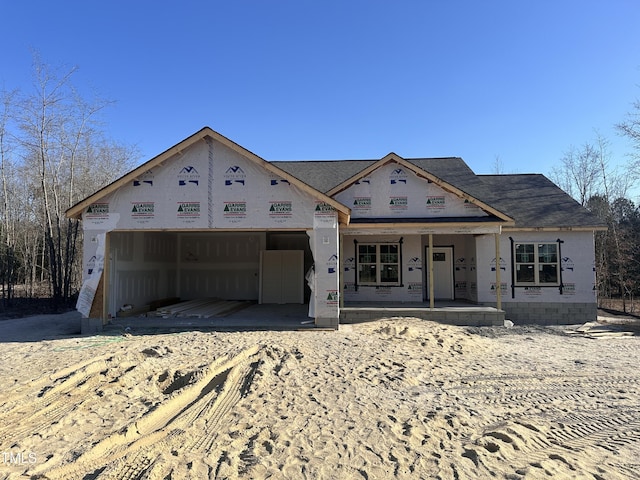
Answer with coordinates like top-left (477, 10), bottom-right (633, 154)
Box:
top-left (81, 317), bottom-right (104, 334)
top-left (315, 317), bottom-right (340, 329)
top-left (484, 302), bottom-right (598, 325)
top-left (340, 306), bottom-right (505, 326)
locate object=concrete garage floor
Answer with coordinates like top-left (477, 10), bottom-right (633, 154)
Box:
top-left (107, 303), bottom-right (315, 333)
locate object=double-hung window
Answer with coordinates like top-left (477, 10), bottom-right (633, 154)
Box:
top-left (358, 243), bottom-right (400, 286)
top-left (514, 242), bottom-right (559, 286)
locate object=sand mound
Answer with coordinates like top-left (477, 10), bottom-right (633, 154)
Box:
top-left (0, 317), bottom-right (638, 479)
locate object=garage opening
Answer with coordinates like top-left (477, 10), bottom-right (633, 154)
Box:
top-left (107, 230), bottom-right (313, 319)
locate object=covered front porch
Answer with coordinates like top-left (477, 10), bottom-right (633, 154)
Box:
top-left (340, 300), bottom-right (505, 326)
top-left (339, 222), bottom-right (507, 327)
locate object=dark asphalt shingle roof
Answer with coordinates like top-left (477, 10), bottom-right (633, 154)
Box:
top-left (272, 157), bottom-right (480, 194)
top-left (273, 160), bottom-right (377, 193)
top-left (477, 174), bottom-right (607, 229)
top-left (272, 158), bottom-right (606, 229)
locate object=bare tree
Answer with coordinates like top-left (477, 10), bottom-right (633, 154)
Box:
top-left (0, 54), bottom-right (137, 312)
top-left (549, 143), bottom-right (602, 206)
top-left (18, 59), bottom-right (74, 307)
top-left (617, 97), bottom-right (640, 194)
top-left (0, 88), bottom-right (18, 304)
top-left (553, 131), bottom-right (639, 311)
top-left (9, 55), bottom-right (136, 308)
top-left (617, 97), bottom-right (640, 153)
top-left (594, 133), bottom-right (635, 311)
top-left (492, 155), bottom-right (505, 174)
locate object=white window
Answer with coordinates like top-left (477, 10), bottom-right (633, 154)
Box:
top-left (514, 242), bottom-right (559, 286)
top-left (357, 243), bottom-right (400, 286)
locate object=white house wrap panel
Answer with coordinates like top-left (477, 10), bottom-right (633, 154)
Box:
top-left (475, 232), bottom-right (597, 304)
top-left (82, 140), bottom-right (326, 232)
top-left (333, 162), bottom-right (488, 219)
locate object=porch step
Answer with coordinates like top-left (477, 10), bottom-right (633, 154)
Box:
top-left (340, 306), bottom-right (505, 327)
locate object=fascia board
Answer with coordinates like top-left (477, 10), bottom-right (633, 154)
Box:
top-left (502, 225), bottom-right (608, 232)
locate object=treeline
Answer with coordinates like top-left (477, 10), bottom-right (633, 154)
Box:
top-left (0, 58), bottom-right (137, 309)
top-left (550, 131), bottom-right (640, 313)
top-left (589, 195), bottom-right (640, 312)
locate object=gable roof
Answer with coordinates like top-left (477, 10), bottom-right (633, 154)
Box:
top-left (66, 127), bottom-right (351, 223)
top-left (477, 174), bottom-right (607, 230)
top-left (277, 154), bottom-right (514, 224)
top-left (275, 157), bottom-right (606, 230)
top-left (67, 126), bottom-right (607, 231)
top-left (272, 156), bottom-right (483, 195)
top-left (273, 159), bottom-right (377, 193)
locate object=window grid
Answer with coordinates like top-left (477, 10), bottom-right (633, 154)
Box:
top-left (514, 242), bottom-right (559, 286)
top-left (358, 243), bottom-right (400, 286)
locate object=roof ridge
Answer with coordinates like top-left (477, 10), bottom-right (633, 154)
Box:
top-left (272, 157), bottom-right (464, 163)
top-left (272, 159), bottom-right (378, 163)
top-left (478, 173), bottom-right (544, 177)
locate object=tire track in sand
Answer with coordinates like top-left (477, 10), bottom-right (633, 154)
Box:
top-left (465, 405), bottom-right (640, 476)
top-left (0, 354), bottom-right (139, 449)
top-left (37, 345), bottom-right (262, 480)
top-left (447, 370), bottom-right (640, 477)
top-left (467, 410), bottom-right (640, 477)
top-left (448, 372), bottom-right (640, 425)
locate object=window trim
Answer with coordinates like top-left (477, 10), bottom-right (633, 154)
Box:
top-left (512, 241), bottom-right (561, 287)
top-left (353, 239), bottom-right (403, 289)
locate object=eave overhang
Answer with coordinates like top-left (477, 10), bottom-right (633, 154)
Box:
top-left (340, 216), bottom-right (510, 235)
top-left (502, 225), bottom-right (608, 232)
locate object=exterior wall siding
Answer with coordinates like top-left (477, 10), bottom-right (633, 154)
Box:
top-left (476, 231), bottom-right (598, 324)
top-left (342, 233), bottom-right (480, 304)
top-left (342, 234), bottom-right (423, 303)
top-left (333, 162), bottom-right (489, 220)
top-left (83, 140), bottom-right (325, 232)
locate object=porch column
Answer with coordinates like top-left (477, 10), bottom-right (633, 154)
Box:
top-left (494, 232), bottom-right (502, 310)
top-left (428, 234), bottom-right (434, 309)
top-left (102, 232), bottom-right (111, 322)
top-left (339, 232), bottom-right (344, 309)
top-left (309, 213), bottom-right (340, 328)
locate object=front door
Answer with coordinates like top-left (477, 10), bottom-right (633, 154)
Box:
top-left (425, 246), bottom-right (454, 300)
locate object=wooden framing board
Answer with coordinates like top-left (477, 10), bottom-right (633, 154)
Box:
top-left (155, 298), bottom-right (252, 318)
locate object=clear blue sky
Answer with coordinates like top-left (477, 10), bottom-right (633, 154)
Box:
top-left (2, 1), bottom-right (639, 191)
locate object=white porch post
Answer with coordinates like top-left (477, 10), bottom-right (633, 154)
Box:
top-left (494, 232), bottom-right (502, 310)
top-left (428, 233), bottom-right (435, 310)
top-left (310, 214), bottom-right (340, 328)
top-left (339, 232), bottom-right (344, 309)
top-left (102, 232), bottom-right (111, 322)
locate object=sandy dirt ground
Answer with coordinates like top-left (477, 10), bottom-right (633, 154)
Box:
top-left (0, 312), bottom-right (639, 479)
